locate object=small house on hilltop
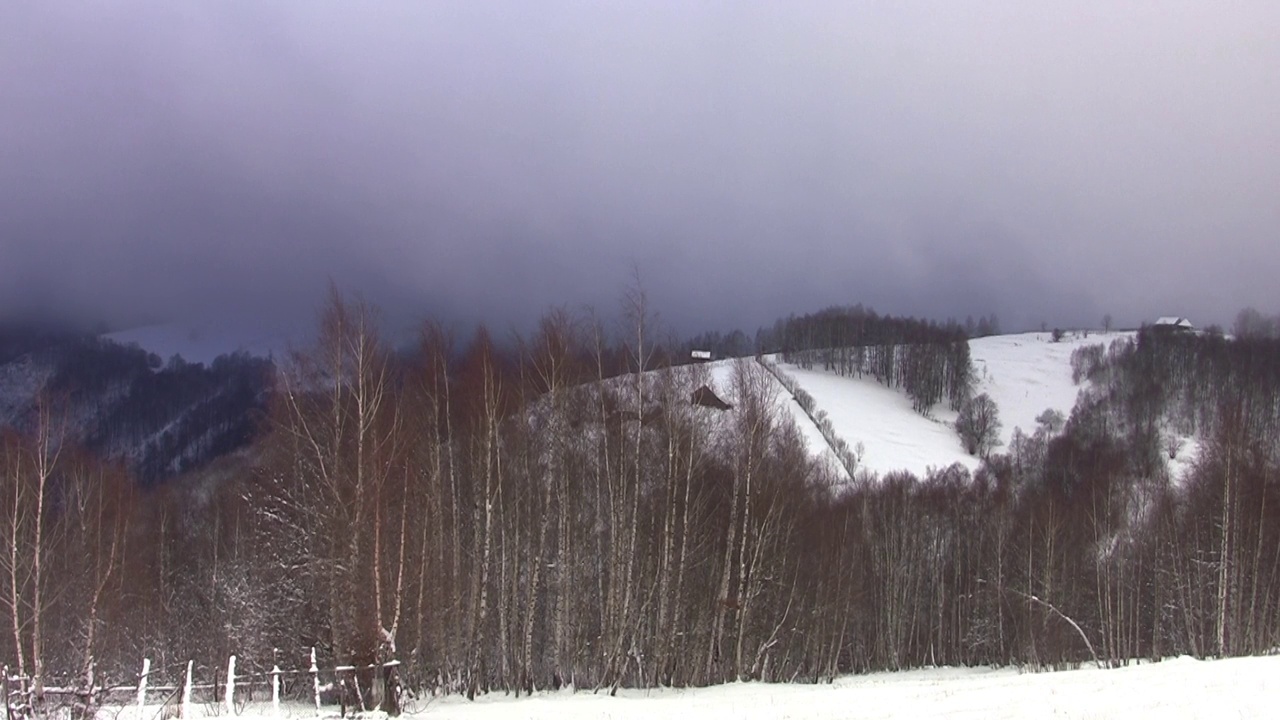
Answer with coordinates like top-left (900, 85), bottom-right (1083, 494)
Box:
top-left (1153, 317), bottom-right (1195, 333)
top-left (691, 385), bottom-right (732, 411)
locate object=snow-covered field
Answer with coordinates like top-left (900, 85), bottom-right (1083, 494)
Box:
top-left (766, 332), bottom-right (1138, 479)
top-left (127, 655), bottom-right (1278, 719)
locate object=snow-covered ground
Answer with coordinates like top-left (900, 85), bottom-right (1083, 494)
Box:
top-left (123, 655), bottom-right (1279, 719)
top-left (1167, 436), bottom-right (1202, 486)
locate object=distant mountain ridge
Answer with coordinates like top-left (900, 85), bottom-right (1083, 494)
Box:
top-left (0, 323), bottom-right (273, 484)
top-left (104, 320), bottom-right (296, 366)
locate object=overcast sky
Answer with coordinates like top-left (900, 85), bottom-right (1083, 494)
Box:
top-left (2, 1), bottom-right (1278, 338)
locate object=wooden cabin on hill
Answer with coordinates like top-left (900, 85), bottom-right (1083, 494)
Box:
top-left (1153, 317), bottom-right (1195, 333)
top-left (691, 385), bottom-right (732, 411)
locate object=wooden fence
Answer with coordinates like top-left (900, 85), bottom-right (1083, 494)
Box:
top-left (3, 650), bottom-right (406, 720)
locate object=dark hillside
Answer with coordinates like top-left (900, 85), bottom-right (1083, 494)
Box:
top-left (0, 326), bottom-right (272, 483)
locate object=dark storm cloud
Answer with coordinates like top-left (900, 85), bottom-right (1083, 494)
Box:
top-left (3, 2), bottom-right (1278, 338)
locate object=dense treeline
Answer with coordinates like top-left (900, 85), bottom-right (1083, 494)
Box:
top-left (1081, 327), bottom-right (1280, 466)
top-left (681, 329), bottom-right (753, 360)
top-left (2, 300), bottom-right (1280, 711)
top-left (776, 306), bottom-right (972, 412)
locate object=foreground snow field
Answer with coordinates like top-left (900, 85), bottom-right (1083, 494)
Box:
top-left (127, 655), bottom-right (1278, 719)
top-left (419, 656), bottom-right (1277, 719)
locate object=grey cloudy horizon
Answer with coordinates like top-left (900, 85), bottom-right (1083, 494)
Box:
top-left (2, 1), bottom-right (1278, 338)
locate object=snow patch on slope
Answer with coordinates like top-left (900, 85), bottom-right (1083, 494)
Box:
top-left (1165, 434), bottom-right (1202, 487)
top-left (969, 331), bottom-right (1131, 448)
top-left (769, 358), bottom-right (977, 479)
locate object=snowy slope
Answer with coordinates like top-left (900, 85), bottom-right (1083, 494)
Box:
top-left (768, 331), bottom-right (1137, 479)
top-left (770, 358), bottom-right (977, 478)
top-left (970, 331), bottom-right (1132, 447)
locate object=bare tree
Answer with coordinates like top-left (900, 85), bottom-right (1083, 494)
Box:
top-left (1036, 409), bottom-right (1066, 437)
top-left (526, 309), bottom-right (585, 689)
top-left (270, 286), bottom-right (404, 688)
top-left (456, 326), bottom-right (505, 699)
top-left (0, 428), bottom-right (30, 681)
top-left (956, 394), bottom-right (1002, 458)
top-left (0, 397), bottom-right (68, 699)
top-left (1232, 307), bottom-right (1276, 340)
top-left (601, 272), bottom-right (659, 693)
top-left (60, 453), bottom-right (133, 705)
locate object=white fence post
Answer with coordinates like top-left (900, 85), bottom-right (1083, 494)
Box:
top-left (272, 664), bottom-right (281, 717)
top-left (351, 670), bottom-right (365, 713)
top-left (181, 661), bottom-right (193, 720)
top-left (225, 655), bottom-right (236, 717)
top-left (311, 648), bottom-right (321, 716)
top-left (137, 658), bottom-right (150, 720)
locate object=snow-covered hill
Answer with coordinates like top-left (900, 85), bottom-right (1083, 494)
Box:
top-left (762, 331), bottom-right (1136, 480)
